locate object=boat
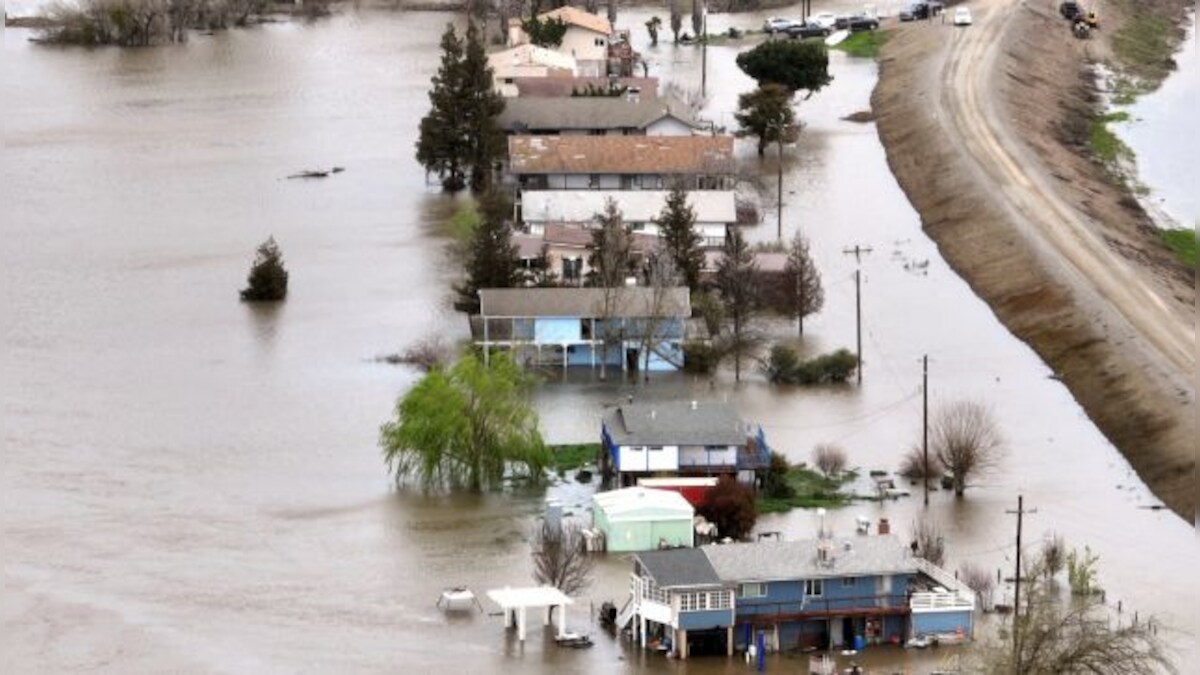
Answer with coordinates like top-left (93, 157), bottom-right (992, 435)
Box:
top-left (437, 587), bottom-right (482, 612)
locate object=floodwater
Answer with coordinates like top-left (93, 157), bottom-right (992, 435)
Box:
top-left (3, 5), bottom-right (1198, 674)
top-left (1117, 13), bottom-right (1199, 228)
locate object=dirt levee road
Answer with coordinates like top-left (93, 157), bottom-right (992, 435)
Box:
top-left (873, 2), bottom-right (1195, 519)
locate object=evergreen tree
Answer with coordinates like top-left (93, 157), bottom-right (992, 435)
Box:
top-left (416, 22), bottom-right (505, 193)
top-left (716, 229), bottom-right (760, 381)
top-left (521, 16), bottom-right (568, 47)
top-left (669, 0), bottom-right (682, 43)
top-left (239, 236), bottom-right (289, 302)
top-left (691, 0), bottom-right (702, 37)
top-left (457, 190), bottom-right (520, 313)
top-left (736, 39), bottom-right (832, 95)
top-left (784, 232), bottom-right (824, 336)
top-left (460, 21), bottom-right (506, 192)
top-left (588, 200), bottom-right (634, 380)
top-left (417, 24), bottom-right (468, 191)
top-left (655, 186), bottom-right (704, 291)
top-left (735, 83), bottom-right (798, 157)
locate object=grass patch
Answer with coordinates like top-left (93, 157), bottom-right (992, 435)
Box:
top-left (1088, 111), bottom-right (1133, 166)
top-left (832, 29), bottom-right (891, 59)
top-left (549, 443), bottom-right (601, 473)
top-left (1161, 228), bottom-right (1197, 268)
top-left (1110, 5), bottom-right (1184, 84)
top-left (447, 200), bottom-right (480, 242)
top-left (758, 467), bottom-right (857, 513)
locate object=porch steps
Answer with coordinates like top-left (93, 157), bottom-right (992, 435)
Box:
top-left (615, 598), bottom-right (636, 631)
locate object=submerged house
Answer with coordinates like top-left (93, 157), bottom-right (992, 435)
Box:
top-left (487, 44), bottom-right (577, 97)
top-left (518, 190), bottom-right (736, 249)
top-left (508, 7), bottom-right (613, 77)
top-left (472, 287), bottom-right (690, 371)
top-left (622, 535), bottom-right (975, 659)
top-left (600, 400), bottom-right (771, 487)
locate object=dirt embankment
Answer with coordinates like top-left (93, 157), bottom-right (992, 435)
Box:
top-left (872, 3), bottom-right (1195, 520)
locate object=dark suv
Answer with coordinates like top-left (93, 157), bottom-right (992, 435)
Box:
top-left (786, 22), bottom-right (832, 39)
top-left (848, 15), bottom-right (880, 31)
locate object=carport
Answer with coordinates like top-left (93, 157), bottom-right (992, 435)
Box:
top-left (486, 586), bottom-right (574, 641)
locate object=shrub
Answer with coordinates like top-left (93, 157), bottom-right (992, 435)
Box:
top-left (761, 451), bottom-right (795, 499)
top-left (899, 446), bottom-right (942, 480)
top-left (697, 477), bottom-right (757, 540)
top-left (683, 340), bottom-right (719, 373)
top-left (812, 443), bottom-right (847, 476)
top-left (763, 345), bottom-right (859, 385)
top-left (240, 236), bottom-right (288, 302)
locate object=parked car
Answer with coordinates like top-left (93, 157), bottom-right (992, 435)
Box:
top-left (953, 7), bottom-right (972, 25)
top-left (899, 5), bottom-right (917, 21)
top-left (848, 15), bottom-right (880, 31)
top-left (786, 22), bottom-right (832, 39)
top-left (763, 16), bottom-right (802, 33)
top-left (834, 15), bottom-right (852, 29)
top-left (810, 12), bottom-right (839, 29)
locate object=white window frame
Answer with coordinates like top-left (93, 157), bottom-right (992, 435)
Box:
top-left (841, 577), bottom-right (857, 588)
top-left (805, 579), bottom-right (824, 598)
top-left (738, 582), bottom-right (767, 599)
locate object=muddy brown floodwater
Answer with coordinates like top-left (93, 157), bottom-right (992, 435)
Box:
top-left (3, 6), bottom-right (1198, 674)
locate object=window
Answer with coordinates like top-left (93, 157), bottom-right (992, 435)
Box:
top-left (562, 257), bottom-right (582, 282)
top-left (588, 174), bottom-right (600, 189)
top-left (805, 579), bottom-right (824, 597)
top-left (594, 37), bottom-right (606, 46)
top-left (648, 445), bottom-right (664, 452)
top-left (738, 583), bottom-right (767, 598)
top-left (842, 577), bottom-right (857, 588)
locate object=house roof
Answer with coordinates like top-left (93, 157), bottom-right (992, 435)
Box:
top-left (478, 287), bottom-right (691, 318)
top-left (512, 76), bottom-right (659, 98)
top-left (604, 400), bottom-right (749, 447)
top-left (497, 96), bottom-right (697, 133)
top-left (635, 548), bottom-right (722, 589)
top-left (701, 536), bottom-right (920, 584)
top-left (593, 487), bottom-right (694, 522)
top-left (522, 190), bottom-right (737, 225)
top-left (540, 223), bottom-right (660, 251)
top-left (488, 44), bottom-right (577, 71)
top-left (539, 6), bottom-right (613, 35)
top-left (486, 586), bottom-right (574, 610)
top-left (508, 135), bottom-right (735, 175)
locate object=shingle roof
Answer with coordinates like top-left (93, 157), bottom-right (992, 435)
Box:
top-left (539, 6), bottom-right (613, 35)
top-left (512, 76), bottom-right (659, 98)
top-left (497, 96), bottom-right (697, 133)
top-left (540, 224), bottom-right (660, 251)
top-left (635, 548), bottom-right (722, 589)
top-left (508, 135), bottom-right (735, 175)
top-left (487, 44), bottom-right (577, 71)
top-left (604, 401), bottom-right (748, 447)
top-left (478, 287), bottom-right (690, 318)
top-left (522, 190), bottom-right (737, 225)
top-left (701, 536), bottom-right (919, 584)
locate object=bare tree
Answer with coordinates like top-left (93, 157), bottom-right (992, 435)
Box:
top-left (784, 232), bottom-right (823, 337)
top-left (910, 518), bottom-right (945, 567)
top-left (532, 521), bottom-right (593, 597)
top-left (400, 335), bottom-right (452, 373)
top-left (588, 200), bottom-right (633, 380)
top-left (637, 252), bottom-right (683, 380)
top-left (958, 562), bottom-right (995, 611)
top-left (715, 228), bottom-right (760, 382)
top-left (930, 400), bottom-right (1003, 496)
top-left (899, 445), bottom-right (942, 480)
top-left (812, 443), bottom-right (846, 477)
top-left (690, 0), bottom-right (702, 37)
top-left (971, 573), bottom-right (1175, 674)
top-left (1041, 533), bottom-right (1065, 580)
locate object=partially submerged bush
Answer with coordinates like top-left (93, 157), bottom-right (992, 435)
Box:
top-left (240, 236), bottom-right (288, 302)
top-left (697, 477), bottom-right (757, 540)
top-left (899, 445), bottom-right (942, 480)
top-left (812, 443), bottom-right (847, 477)
top-left (761, 451), bottom-right (794, 499)
top-left (763, 345), bottom-right (858, 385)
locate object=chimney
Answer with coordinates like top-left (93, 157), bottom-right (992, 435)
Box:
top-left (878, 518), bottom-right (891, 535)
top-left (627, 86), bottom-right (640, 103)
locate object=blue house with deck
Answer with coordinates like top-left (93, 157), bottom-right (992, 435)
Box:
top-left (473, 287), bottom-right (690, 371)
top-left (600, 400), bottom-right (771, 488)
top-left (620, 534), bottom-right (975, 659)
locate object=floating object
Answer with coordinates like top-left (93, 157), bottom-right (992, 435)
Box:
top-left (437, 587), bottom-right (483, 612)
top-left (556, 632), bottom-right (594, 648)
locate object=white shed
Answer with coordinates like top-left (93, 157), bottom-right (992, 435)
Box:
top-left (592, 487), bottom-right (695, 552)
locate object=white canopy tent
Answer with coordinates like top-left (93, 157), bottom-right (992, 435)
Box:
top-left (486, 586), bottom-right (574, 641)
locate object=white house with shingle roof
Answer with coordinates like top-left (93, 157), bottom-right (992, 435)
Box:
top-left (508, 7), bottom-right (613, 76)
top-left (497, 95), bottom-right (698, 136)
top-left (508, 135), bottom-right (735, 191)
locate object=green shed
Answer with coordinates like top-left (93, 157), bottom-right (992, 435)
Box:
top-left (592, 487), bottom-right (695, 552)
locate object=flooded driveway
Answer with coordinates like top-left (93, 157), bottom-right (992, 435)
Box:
top-left (3, 6), bottom-right (1198, 673)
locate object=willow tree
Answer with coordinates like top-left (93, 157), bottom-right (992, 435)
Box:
top-left (380, 354), bottom-right (548, 491)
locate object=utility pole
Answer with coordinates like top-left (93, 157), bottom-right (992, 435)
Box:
top-left (1006, 495), bottom-right (1038, 674)
top-left (701, 0), bottom-right (708, 98)
top-left (843, 245), bottom-right (873, 385)
top-left (922, 354), bottom-right (929, 506)
top-left (776, 136), bottom-right (784, 240)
